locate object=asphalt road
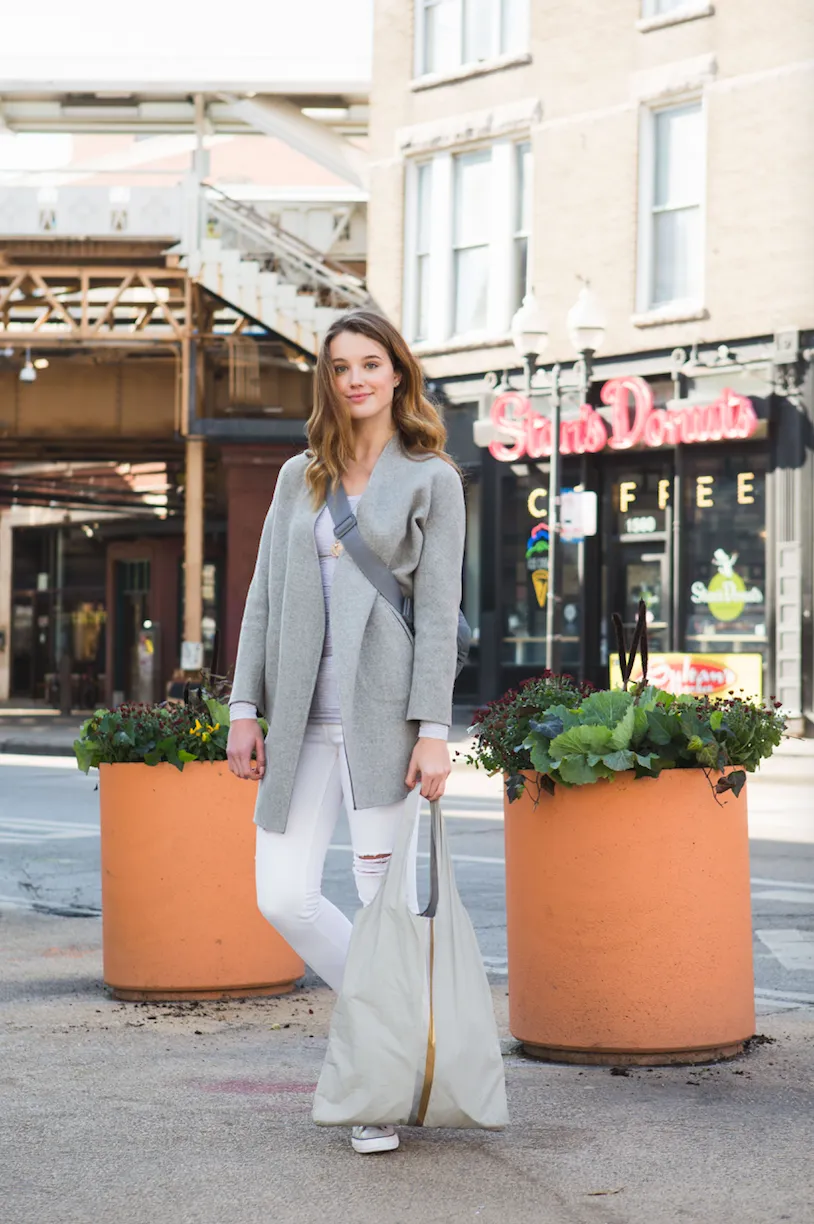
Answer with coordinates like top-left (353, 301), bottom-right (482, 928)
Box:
top-left (0, 751), bottom-right (812, 1014)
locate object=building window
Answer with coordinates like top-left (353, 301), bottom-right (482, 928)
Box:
top-left (452, 150), bottom-right (492, 335)
top-left (414, 163), bottom-right (433, 342)
top-left (639, 102), bottom-right (705, 311)
top-left (513, 141), bottom-right (532, 312)
top-left (422, 0), bottom-right (459, 76)
top-left (419, 0), bottom-right (529, 76)
top-left (405, 139), bottom-right (530, 343)
top-left (651, 104), bottom-right (704, 307)
top-left (642, 0), bottom-right (687, 14)
top-left (463, 0), bottom-right (492, 63)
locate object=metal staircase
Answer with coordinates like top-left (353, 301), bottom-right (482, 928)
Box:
top-left (185, 184), bottom-right (373, 356)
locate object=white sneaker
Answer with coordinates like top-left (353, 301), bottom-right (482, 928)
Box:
top-left (350, 1125), bottom-right (400, 1154)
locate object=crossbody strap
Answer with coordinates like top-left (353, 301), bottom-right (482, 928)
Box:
top-left (325, 482), bottom-right (412, 623)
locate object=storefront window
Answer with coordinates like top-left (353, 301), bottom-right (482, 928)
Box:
top-left (500, 465), bottom-right (581, 668)
top-left (501, 466), bottom-right (548, 664)
top-left (683, 453), bottom-right (767, 659)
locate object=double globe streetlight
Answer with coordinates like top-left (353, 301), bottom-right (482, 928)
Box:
top-left (508, 285), bottom-right (607, 671)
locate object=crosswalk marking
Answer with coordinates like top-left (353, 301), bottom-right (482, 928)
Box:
top-left (751, 876), bottom-right (814, 890)
top-left (756, 929), bottom-right (814, 972)
top-left (0, 817), bottom-right (98, 844)
top-left (0, 817), bottom-right (98, 830)
top-left (752, 889), bottom-right (814, 904)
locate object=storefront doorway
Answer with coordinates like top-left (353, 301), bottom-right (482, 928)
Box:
top-left (604, 460), bottom-right (675, 658)
top-left (611, 545), bottom-right (670, 652)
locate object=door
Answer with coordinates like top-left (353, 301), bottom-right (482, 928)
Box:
top-left (613, 545), bottom-right (670, 652)
top-left (603, 463), bottom-right (674, 671)
top-left (113, 559), bottom-right (151, 703)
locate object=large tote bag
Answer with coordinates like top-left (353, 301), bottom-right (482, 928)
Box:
top-left (312, 798), bottom-right (508, 1129)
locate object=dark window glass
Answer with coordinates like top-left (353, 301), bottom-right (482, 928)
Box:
top-left (683, 452), bottom-right (767, 659)
top-left (499, 464), bottom-right (580, 667)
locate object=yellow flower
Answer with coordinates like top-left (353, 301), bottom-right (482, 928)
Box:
top-left (193, 718), bottom-right (202, 732)
top-left (202, 732), bottom-right (210, 742)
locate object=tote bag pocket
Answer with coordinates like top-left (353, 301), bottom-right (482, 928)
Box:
top-left (312, 798), bottom-right (508, 1130)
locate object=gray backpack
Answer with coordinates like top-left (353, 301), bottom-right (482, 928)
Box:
top-left (326, 482), bottom-right (472, 678)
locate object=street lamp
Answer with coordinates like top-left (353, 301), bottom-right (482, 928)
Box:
top-left (508, 286), bottom-right (606, 673)
top-left (567, 285), bottom-right (606, 397)
top-left (510, 291), bottom-right (561, 672)
top-left (510, 292), bottom-right (549, 388)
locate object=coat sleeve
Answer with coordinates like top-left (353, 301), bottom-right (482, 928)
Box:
top-left (229, 467), bottom-right (286, 716)
top-left (405, 462), bottom-right (466, 726)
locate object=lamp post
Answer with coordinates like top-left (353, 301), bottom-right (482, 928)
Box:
top-left (567, 285), bottom-right (606, 401)
top-left (510, 292), bottom-right (560, 671)
top-left (509, 287), bottom-right (606, 674)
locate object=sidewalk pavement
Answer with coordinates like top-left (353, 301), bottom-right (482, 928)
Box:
top-left (1, 908), bottom-right (811, 1224)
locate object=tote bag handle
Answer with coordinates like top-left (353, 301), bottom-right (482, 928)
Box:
top-left (381, 797), bottom-right (444, 919)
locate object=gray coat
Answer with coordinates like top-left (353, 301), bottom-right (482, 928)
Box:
top-left (230, 433), bottom-right (466, 833)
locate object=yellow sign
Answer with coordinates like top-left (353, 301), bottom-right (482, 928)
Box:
top-left (531, 568), bottom-right (549, 608)
top-left (610, 652), bottom-right (763, 702)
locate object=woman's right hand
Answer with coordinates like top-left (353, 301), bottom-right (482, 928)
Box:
top-left (227, 719), bottom-right (266, 781)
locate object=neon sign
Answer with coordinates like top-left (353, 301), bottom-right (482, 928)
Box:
top-left (488, 376), bottom-right (759, 462)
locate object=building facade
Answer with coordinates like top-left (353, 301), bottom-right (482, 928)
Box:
top-left (368, 0), bottom-right (814, 731)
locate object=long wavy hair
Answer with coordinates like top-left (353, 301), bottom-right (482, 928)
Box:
top-left (304, 310), bottom-right (461, 508)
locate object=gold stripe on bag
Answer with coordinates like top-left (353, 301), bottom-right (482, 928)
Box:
top-left (414, 918), bottom-right (436, 1126)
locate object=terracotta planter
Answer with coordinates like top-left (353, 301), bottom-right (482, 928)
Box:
top-left (504, 769), bottom-right (755, 1065)
top-left (99, 761), bottom-right (304, 1000)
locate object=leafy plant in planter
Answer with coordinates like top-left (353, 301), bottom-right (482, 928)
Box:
top-left (73, 663), bottom-right (264, 774)
top-left (464, 601), bottom-right (786, 804)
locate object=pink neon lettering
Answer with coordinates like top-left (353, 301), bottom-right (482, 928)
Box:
top-left (601, 377), bottom-right (653, 450)
top-left (488, 392), bottom-right (528, 461)
top-left (488, 383), bottom-right (757, 461)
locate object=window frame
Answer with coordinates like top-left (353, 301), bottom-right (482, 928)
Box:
top-left (512, 140), bottom-right (532, 316)
top-left (412, 161), bottom-right (433, 343)
top-left (403, 137), bottom-right (532, 346)
top-left (641, 0), bottom-right (687, 15)
top-left (451, 148), bottom-right (493, 337)
top-left (636, 97), bottom-right (707, 316)
top-left (414, 0), bottom-right (529, 78)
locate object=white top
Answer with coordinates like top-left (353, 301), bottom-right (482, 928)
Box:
top-left (231, 493), bottom-right (448, 740)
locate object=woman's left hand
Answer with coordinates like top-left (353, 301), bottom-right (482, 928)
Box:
top-left (405, 737), bottom-right (451, 801)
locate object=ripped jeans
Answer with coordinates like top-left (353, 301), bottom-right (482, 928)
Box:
top-left (255, 720), bottom-right (421, 993)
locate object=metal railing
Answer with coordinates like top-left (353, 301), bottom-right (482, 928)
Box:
top-left (202, 184), bottom-right (372, 310)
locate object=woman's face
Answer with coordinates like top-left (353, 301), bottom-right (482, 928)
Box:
top-left (329, 331), bottom-right (400, 426)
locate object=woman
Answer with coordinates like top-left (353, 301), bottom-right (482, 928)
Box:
top-left (226, 309), bottom-right (466, 1155)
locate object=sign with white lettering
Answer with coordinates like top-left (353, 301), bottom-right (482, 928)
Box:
top-left (691, 550), bottom-right (764, 622)
top-left (488, 377), bottom-right (759, 462)
top-left (624, 515), bottom-right (659, 534)
top-left (610, 652), bottom-right (763, 702)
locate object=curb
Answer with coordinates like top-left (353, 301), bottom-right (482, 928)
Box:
top-left (0, 740), bottom-right (80, 758)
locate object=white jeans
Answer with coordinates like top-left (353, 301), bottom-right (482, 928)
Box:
top-left (255, 720), bottom-right (421, 993)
